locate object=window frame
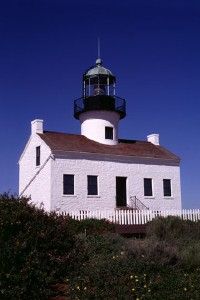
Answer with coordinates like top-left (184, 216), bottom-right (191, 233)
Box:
top-left (36, 146), bottom-right (41, 166)
top-left (105, 126), bottom-right (113, 140)
top-left (144, 178), bottom-right (153, 197)
top-left (63, 174), bottom-right (75, 195)
top-left (163, 179), bottom-right (172, 197)
top-left (87, 175), bottom-right (98, 196)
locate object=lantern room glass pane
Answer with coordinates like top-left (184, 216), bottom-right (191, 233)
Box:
top-left (84, 75), bottom-right (115, 98)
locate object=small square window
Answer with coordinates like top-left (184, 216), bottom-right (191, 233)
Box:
top-left (105, 127), bottom-right (113, 140)
top-left (63, 174), bottom-right (74, 195)
top-left (163, 179), bottom-right (171, 197)
top-left (87, 175), bottom-right (98, 195)
top-left (144, 178), bottom-right (153, 196)
top-left (36, 146), bottom-right (40, 166)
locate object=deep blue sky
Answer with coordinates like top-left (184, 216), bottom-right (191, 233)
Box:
top-left (0, 0), bottom-right (199, 208)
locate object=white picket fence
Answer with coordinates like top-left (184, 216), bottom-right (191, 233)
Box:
top-left (60, 209), bottom-right (200, 225)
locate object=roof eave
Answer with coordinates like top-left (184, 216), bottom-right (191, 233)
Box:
top-left (51, 149), bottom-right (180, 165)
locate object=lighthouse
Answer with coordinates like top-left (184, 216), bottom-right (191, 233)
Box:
top-left (74, 58), bottom-right (126, 145)
top-left (19, 54), bottom-right (181, 212)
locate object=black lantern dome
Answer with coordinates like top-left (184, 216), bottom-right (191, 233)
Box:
top-left (74, 58), bottom-right (126, 119)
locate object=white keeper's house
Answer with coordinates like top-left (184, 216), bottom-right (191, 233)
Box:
top-left (19, 57), bottom-right (182, 212)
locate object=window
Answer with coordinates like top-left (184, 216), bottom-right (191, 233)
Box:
top-left (105, 126), bottom-right (113, 140)
top-left (87, 175), bottom-right (98, 195)
top-left (144, 178), bottom-right (153, 196)
top-left (163, 179), bottom-right (171, 197)
top-left (63, 174), bottom-right (74, 195)
top-left (36, 146), bottom-right (40, 166)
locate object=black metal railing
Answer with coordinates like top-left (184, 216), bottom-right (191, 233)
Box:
top-left (74, 95), bottom-right (126, 119)
top-left (129, 196), bottom-right (149, 210)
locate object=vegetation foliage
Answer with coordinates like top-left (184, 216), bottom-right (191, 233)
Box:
top-left (0, 194), bottom-right (200, 299)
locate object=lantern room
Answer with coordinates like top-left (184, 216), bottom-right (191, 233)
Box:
top-left (74, 58), bottom-right (126, 120)
top-left (83, 58), bottom-right (116, 97)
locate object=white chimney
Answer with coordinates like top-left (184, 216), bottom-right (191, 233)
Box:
top-left (147, 133), bottom-right (159, 145)
top-left (31, 119), bottom-right (43, 134)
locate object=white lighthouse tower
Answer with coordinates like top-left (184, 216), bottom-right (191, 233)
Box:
top-left (74, 58), bottom-right (126, 145)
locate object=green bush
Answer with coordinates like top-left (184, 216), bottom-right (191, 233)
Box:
top-left (66, 234), bottom-right (200, 299)
top-left (125, 239), bottom-right (179, 266)
top-left (145, 216), bottom-right (200, 268)
top-left (1, 195), bottom-right (200, 299)
top-left (146, 216), bottom-right (200, 242)
top-left (76, 218), bottom-right (115, 235)
top-left (75, 232), bottom-right (124, 258)
top-left (0, 194), bottom-right (75, 300)
top-left (65, 217), bottom-right (200, 299)
top-left (181, 242), bottom-right (200, 267)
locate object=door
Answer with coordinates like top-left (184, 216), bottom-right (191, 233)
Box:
top-left (116, 177), bottom-right (127, 207)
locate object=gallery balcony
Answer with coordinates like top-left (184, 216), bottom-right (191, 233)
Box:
top-left (74, 95), bottom-right (126, 120)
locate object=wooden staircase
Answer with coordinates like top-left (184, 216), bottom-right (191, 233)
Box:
top-left (115, 197), bottom-right (149, 235)
top-left (115, 223), bottom-right (147, 236)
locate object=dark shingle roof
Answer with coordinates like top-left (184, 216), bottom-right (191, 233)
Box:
top-left (38, 131), bottom-right (180, 164)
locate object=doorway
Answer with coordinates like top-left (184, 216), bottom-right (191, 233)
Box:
top-left (116, 177), bottom-right (127, 207)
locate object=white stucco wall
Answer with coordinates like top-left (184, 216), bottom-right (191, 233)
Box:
top-left (19, 134), bottom-right (52, 211)
top-left (79, 111), bottom-right (120, 145)
top-left (50, 152), bottom-right (181, 212)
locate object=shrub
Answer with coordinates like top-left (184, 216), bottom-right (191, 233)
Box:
top-left (143, 216), bottom-right (200, 268)
top-left (65, 217), bottom-right (200, 299)
top-left (76, 218), bottom-right (115, 235)
top-left (0, 194), bottom-right (75, 300)
top-left (146, 216), bottom-right (200, 242)
top-left (125, 239), bottom-right (179, 266)
top-left (67, 241), bottom-right (200, 299)
top-left (1, 195), bottom-right (200, 299)
top-left (181, 242), bottom-right (200, 267)
top-left (75, 232), bottom-right (124, 256)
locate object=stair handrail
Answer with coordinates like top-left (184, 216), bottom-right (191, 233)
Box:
top-left (129, 196), bottom-right (149, 210)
